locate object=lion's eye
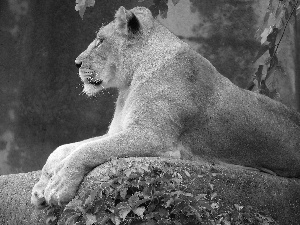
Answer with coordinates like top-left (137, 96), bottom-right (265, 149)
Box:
top-left (95, 37), bottom-right (105, 47)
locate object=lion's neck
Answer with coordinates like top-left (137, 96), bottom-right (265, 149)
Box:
top-left (117, 22), bottom-right (187, 90)
top-left (132, 23), bottom-right (187, 83)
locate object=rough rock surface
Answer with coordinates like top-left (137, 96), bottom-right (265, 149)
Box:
top-left (0, 171), bottom-right (46, 225)
top-left (1, 157), bottom-right (300, 225)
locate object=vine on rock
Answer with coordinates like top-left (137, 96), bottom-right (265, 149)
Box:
top-left (248, 0), bottom-right (299, 99)
top-left (46, 160), bottom-right (277, 225)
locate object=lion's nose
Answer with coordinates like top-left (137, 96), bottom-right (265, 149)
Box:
top-left (75, 61), bottom-right (82, 69)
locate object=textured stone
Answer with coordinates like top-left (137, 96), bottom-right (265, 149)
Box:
top-left (1, 158), bottom-right (300, 224)
top-left (0, 171), bottom-right (45, 225)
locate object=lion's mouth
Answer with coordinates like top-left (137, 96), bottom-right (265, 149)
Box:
top-left (87, 77), bottom-right (103, 86)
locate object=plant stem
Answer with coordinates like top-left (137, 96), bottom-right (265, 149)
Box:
top-left (273, 0), bottom-right (299, 58)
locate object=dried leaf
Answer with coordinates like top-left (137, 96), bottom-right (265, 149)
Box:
top-left (170, 190), bottom-right (184, 197)
top-left (160, 9), bottom-right (168, 19)
top-left (195, 193), bottom-right (207, 200)
top-left (267, 0), bottom-right (276, 12)
top-left (188, 205), bottom-right (202, 222)
top-left (108, 167), bottom-right (117, 176)
top-left (172, 0), bottom-right (180, 5)
top-left (275, 1), bottom-right (284, 18)
top-left (197, 200), bottom-right (212, 209)
top-left (262, 11), bottom-right (270, 28)
top-left (264, 56), bottom-right (272, 65)
top-left (119, 208), bottom-right (131, 221)
top-left (253, 45), bottom-right (269, 63)
top-left (184, 170), bottom-right (191, 177)
top-left (257, 213), bottom-right (276, 223)
top-left (85, 189), bottom-right (99, 206)
top-left (149, 5), bottom-right (159, 18)
top-left (247, 81), bottom-right (255, 91)
top-left (115, 202), bottom-right (131, 221)
top-left (111, 216), bottom-right (122, 225)
top-left (133, 206), bottom-right (146, 218)
top-left (265, 56), bottom-right (278, 81)
top-left (269, 89), bottom-right (280, 99)
top-left (139, 165), bottom-right (149, 172)
top-left (234, 204), bottom-right (244, 211)
top-left (174, 172), bottom-right (182, 179)
top-left (145, 219), bottom-right (156, 225)
top-left (116, 159), bottom-right (128, 168)
top-left (274, 9), bottom-right (285, 29)
top-left (158, 1), bottom-right (168, 19)
top-left (45, 215), bottom-right (58, 225)
top-left (75, 0), bottom-right (95, 19)
top-left (85, 0), bottom-right (95, 7)
top-left (222, 220), bottom-right (231, 225)
top-left (211, 202), bottom-right (219, 209)
top-left (158, 207), bottom-right (169, 217)
top-left (183, 192), bottom-right (193, 197)
top-left (254, 65), bottom-right (264, 87)
top-left (210, 192), bottom-right (217, 200)
top-left (120, 187), bottom-right (128, 199)
top-left (75, 0), bottom-right (84, 11)
top-left (259, 80), bottom-right (271, 97)
top-left (284, 5), bottom-right (290, 20)
top-left (260, 27), bottom-right (272, 44)
top-left (125, 169), bottom-right (132, 177)
top-left (86, 214), bottom-right (97, 225)
top-left (165, 197), bottom-right (174, 207)
top-left (128, 194), bottom-right (139, 207)
top-left (64, 213), bottom-right (81, 225)
top-left (267, 28), bottom-right (278, 48)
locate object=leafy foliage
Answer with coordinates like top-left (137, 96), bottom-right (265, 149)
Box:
top-left (46, 160), bottom-right (277, 225)
top-left (75, 0), bottom-right (95, 19)
top-left (249, 0), bottom-right (299, 99)
top-left (138, 0), bottom-right (180, 18)
top-left (75, 0), bottom-right (181, 19)
top-left (149, 0), bottom-right (169, 19)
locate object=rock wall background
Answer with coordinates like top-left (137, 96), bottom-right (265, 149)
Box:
top-left (0, 0), bottom-right (298, 175)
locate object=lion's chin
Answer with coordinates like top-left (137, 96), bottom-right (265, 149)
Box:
top-left (82, 84), bottom-right (103, 96)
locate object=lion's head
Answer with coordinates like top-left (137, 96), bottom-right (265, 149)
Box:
top-left (75, 6), bottom-right (155, 96)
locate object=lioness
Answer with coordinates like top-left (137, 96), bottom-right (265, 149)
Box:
top-left (31, 6), bottom-right (300, 208)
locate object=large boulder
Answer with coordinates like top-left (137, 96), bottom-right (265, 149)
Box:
top-left (0, 171), bottom-right (46, 225)
top-left (1, 157), bottom-right (300, 225)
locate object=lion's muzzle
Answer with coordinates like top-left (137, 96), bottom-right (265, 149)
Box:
top-left (78, 68), bottom-right (103, 86)
top-left (86, 77), bottom-right (103, 86)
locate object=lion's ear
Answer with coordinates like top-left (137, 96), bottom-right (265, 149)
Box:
top-left (115, 6), bottom-right (140, 36)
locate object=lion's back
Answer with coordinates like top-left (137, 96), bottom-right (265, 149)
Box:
top-left (150, 45), bottom-right (300, 177)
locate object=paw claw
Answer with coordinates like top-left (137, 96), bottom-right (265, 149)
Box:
top-left (31, 192), bottom-right (48, 209)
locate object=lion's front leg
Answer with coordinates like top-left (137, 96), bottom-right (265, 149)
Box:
top-left (42, 129), bottom-right (172, 206)
top-left (31, 136), bottom-right (107, 209)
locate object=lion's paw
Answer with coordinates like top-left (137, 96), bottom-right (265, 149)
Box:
top-left (43, 168), bottom-right (83, 207)
top-left (31, 179), bottom-right (48, 209)
top-left (31, 161), bottom-right (85, 209)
